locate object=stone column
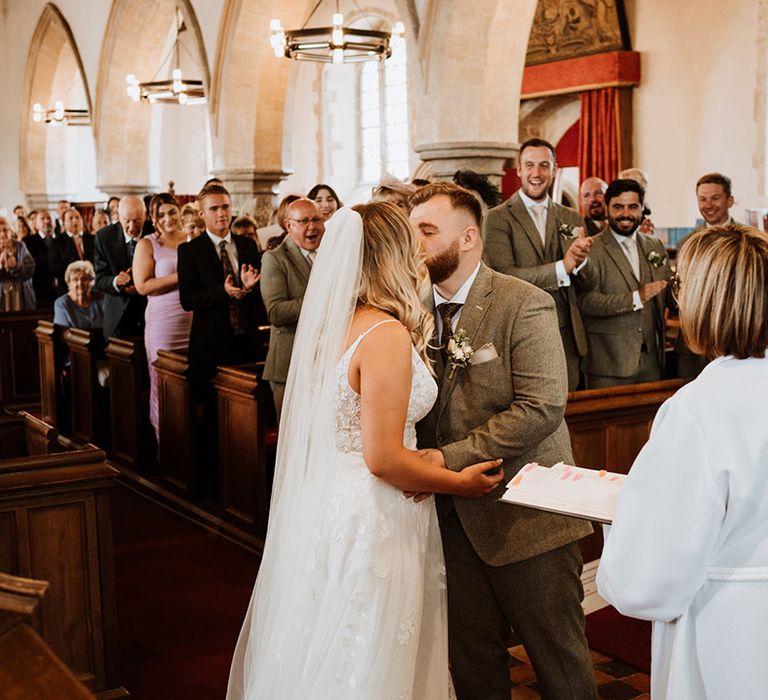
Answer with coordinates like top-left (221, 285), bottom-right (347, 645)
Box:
top-left (414, 142), bottom-right (519, 189)
top-left (212, 168), bottom-right (291, 226)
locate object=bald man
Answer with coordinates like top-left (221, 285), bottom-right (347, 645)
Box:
top-left (93, 195), bottom-right (148, 338)
top-left (579, 176), bottom-right (608, 236)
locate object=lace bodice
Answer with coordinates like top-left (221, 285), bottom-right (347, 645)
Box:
top-left (333, 320), bottom-right (437, 453)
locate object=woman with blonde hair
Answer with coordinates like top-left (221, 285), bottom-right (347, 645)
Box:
top-left (227, 202), bottom-right (503, 699)
top-left (598, 223), bottom-right (768, 699)
top-left (133, 193), bottom-right (192, 438)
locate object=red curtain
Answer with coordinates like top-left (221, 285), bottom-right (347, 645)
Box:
top-left (578, 87), bottom-right (620, 184)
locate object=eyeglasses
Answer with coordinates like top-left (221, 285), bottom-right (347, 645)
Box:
top-left (288, 217), bottom-right (323, 226)
top-left (669, 271), bottom-right (681, 302)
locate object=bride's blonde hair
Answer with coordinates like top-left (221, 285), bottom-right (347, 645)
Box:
top-left (352, 201), bottom-right (434, 367)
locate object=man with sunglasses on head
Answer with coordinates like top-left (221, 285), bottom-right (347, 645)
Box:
top-left (261, 198), bottom-right (326, 418)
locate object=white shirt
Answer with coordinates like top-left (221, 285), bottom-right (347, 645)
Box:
top-left (610, 228), bottom-right (644, 310)
top-left (598, 355), bottom-right (768, 699)
top-left (518, 190), bottom-right (584, 286)
top-left (207, 230), bottom-right (240, 284)
top-left (432, 262), bottom-right (481, 339)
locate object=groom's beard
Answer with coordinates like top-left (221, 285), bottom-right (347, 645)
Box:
top-left (426, 239), bottom-right (460, 284)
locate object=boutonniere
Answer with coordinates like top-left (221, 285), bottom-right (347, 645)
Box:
top-left (446, 329), bottom-right (474, 379)
top-left (558, 222), bottom-right (576, 239)
top-left (647, 250), bottom-right (667, 269)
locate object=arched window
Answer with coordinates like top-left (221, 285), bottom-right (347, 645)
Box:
top-left (360, 29), bottom-right (409, 183)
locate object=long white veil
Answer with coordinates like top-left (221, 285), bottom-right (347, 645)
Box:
top-left (226, 207), bottom-right (364, 699)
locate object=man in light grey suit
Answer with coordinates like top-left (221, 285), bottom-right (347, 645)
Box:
top-left (483, 138), bottom-right (596, 390)
top-left (579, 179), bottom-right (671, 388)
top-left (260, 198), bottom-right (325, 417)
top-left (410, 183), bottom-right (597, 700)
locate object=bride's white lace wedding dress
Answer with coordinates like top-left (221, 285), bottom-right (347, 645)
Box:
top-left (250, 319), bottom-right (454, 699)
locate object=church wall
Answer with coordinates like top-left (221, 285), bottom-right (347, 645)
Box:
top-left (627, 0), bottom-right (763, 226)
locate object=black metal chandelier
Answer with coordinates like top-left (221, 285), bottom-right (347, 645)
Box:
top-left (270, 1), bottom-right (402, 64)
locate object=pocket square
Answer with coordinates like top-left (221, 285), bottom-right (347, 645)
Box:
top-left (471, 343), bottom-right (499, 365)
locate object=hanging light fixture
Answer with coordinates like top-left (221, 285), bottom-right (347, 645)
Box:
top-left (126, 7), bottom-right (206, 105)
top-left (270, 1), bottom-right (403, 64)
top-left (32, 100), bottom-right (90, 127)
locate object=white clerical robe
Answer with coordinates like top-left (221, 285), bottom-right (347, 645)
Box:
top-left (597, 354), bottom-right (768, 699)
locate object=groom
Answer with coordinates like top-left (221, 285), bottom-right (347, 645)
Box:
top-left (410, 183), bottom-right (598, 700)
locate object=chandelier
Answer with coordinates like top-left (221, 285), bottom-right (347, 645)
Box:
top-left (32, 101), bottom-right (90, 127)
top-left (270, 1), bottom-right (403, 64)
top-left (126, 8), bottom-right (206, 105)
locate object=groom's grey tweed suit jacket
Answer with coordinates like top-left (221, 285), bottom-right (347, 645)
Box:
top-left (417, 263), bottom-right (592, 566)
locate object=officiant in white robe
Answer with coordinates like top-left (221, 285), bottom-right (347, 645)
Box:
top-left (597, 224), bottom-right (768, 700)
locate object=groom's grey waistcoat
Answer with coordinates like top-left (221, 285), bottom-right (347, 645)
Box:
top-left (417, 263), bottom-right (592, 566)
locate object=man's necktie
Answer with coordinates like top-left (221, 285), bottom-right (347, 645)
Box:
top-left (74, 235), bottom-right (84, 260)
top-left (220, 240), bottom-right (245, 334)
top-left (621, 237), bottom-right (640, 279)
top-left (437, 302), bottom-right (463, 347)
top-left (307, 249), bottom-right (317, 265)
top-left (128, 238), bottom-right (136, 261)
top-left (530, 204), bottom-right (547, 245)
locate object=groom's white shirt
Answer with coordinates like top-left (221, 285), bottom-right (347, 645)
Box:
top-left (433, 262), bottom-right (481, 339)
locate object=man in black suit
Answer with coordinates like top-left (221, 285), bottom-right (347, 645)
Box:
top-left (177, 182), bottom-right (266, 494)
top-left (59, 208), bottom-right (94, 263)
top-left (93, 195), bottom-right (147, 339)
top-left (178, 182), bottom-right (266, 375)
top-left (24, 209), bottom-right (68, 305)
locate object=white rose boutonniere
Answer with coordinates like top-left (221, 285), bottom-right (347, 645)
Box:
top-left (647, 250), bottom-right (667, 269)
top-left (558, 222), bottom-right (576, 239)
top-left (446, 329), bottom-right (474, 379)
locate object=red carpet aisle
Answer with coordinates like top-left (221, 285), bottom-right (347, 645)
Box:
top-left (586, 606), bottom-right (652, 675)
top-left (111, 483), bottom-right (259, 700)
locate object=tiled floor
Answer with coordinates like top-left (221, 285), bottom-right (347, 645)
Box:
top-left (508, 645), bottom-right (650, 699)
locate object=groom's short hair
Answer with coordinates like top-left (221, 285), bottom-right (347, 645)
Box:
top-left (408, 182), bottom-right (483, 228)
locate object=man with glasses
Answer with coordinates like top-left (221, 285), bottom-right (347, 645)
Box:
top-left (261, 198), bottom-right (326, 417)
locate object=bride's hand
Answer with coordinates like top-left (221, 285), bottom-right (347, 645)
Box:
top-left (456, 459), bottom-right (504, 498)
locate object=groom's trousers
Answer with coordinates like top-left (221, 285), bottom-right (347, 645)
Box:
top-left (440, 509), bottom-right (598, 700)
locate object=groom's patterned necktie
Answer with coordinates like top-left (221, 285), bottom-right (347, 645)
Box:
top-left (437, 302), bottom-right (462, 347)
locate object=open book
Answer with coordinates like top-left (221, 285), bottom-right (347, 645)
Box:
top-left (500, 462), bottom-right (626, 524)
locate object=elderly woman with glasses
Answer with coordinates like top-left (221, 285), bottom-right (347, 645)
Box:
top-left (598, 223), bottom-right (768, 699)
top-left (53, 260), bottom-right (105, 330)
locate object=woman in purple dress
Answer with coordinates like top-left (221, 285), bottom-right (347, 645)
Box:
top-left (133, 193), bottom-right (192, 438)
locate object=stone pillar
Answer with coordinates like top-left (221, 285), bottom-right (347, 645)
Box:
top-left (212, 169), bottom-right (291, 226)
top-left (414, 142), bottom-right (519, 189)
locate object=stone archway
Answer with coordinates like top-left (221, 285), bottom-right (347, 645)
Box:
top-left (412, 0), bottom-right (539, 182)
top-left (93, 0), bottom-right (211, 194)
top-left (20, 3), bottom-right (97, 208)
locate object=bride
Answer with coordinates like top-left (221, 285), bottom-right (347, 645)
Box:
top-left (226, 202), bottom-right (503, 699)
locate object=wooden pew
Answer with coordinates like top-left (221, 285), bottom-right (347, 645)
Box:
top-left (0, 308), bottom-right (53, 411)
top-left (105, 335), bottom-right (155, 473)
top-left (0, 413), bottom-right (125, 697)
top-left (64, 328), bottom-right (109, 447)
top-left (0, 573), bottom-right (95, 699)
top-left (565, 378), bottom-right (687, 562)
top-left (213, 363), bottom-right (271, 536)
top-left (35, 320), bottom-right (69, 431)
top-left (154, 348), bottom-right (199, 495)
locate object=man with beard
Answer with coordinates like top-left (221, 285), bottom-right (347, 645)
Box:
top-left (411, 182), bottom-right (597, 700)
top-left (578, 178), bottom-right (671, 388)
top-left (579, 176), bottom-right (608, 236)
top-left (483, 138), bottom-right (595, 391)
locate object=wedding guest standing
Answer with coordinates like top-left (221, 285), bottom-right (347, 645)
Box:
top-left (307, 183), bottom-right (342, 221)
top-left (133, 193), bottom-right (192, 438)
top-left (0, 216), bottom-right (35, 310)
top-left (598, 223), bottom-right (768, 700)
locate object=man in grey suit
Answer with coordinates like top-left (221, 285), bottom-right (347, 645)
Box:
top-left (410, 183), bottom-right (597, 700)
top-left (260, 198), bottom-right (325, 417)
top-left (579, 179), bottom-right (671, 388)
top-left (483, 138), bottom-right (596, 390)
